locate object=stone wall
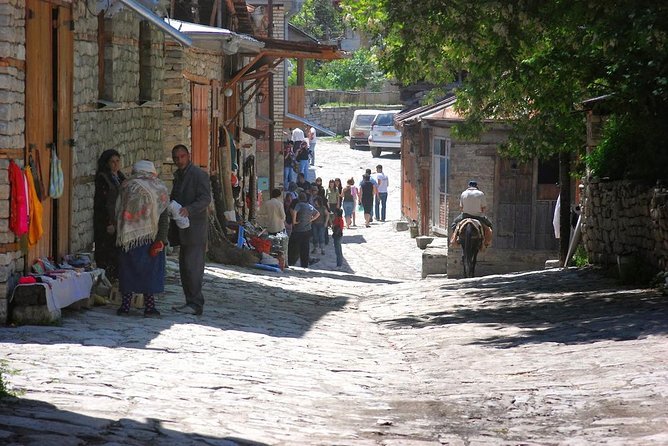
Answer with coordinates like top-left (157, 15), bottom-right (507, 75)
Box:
top-left (306, 89), bottom-right (401, 108)
top-left (582, 179), bottom-right (668, 272)
top-left (162, 44), bottom-right (225, 187)
top-left (72, 8), bottom-right (167, 253)
top-left (305, 105), bottom-right (399, 136)
top-left (0, 0), bottom-right (26, 322)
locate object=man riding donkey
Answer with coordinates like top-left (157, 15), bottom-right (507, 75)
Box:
top-left (450, 180), bottom-right (493, 249)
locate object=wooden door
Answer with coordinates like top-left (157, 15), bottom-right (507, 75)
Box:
top-left (495, 158), bottom-right (533, 249)
top-left (55, 5), bottom-right (73, 257)
top-left (191, 83), bottom-right (211, 170)
top-left (26, 0), bottom-right (54, 265)
top-left (25, 0), bottom-right (73, 267)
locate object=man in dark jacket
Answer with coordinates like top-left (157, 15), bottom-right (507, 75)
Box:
top-left (170, 144), bottom-right (212, 315)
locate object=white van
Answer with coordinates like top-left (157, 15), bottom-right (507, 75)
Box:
top-left (367, 110), bottom-right (402, 157)
top-left (348, 109), bottom-right (382, 150)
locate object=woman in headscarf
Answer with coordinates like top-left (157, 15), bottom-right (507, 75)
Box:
top-left (93, 149), bottom-right (126, 279)
top-left (115, 160), bottom-right (169, 317)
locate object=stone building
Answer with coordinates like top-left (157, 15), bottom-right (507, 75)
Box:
top-left (0, 0), bottom-right (342, 324)
top-left (396, 98), bottom-right (559, 278)
top-left (0, 0), bottom-right (203, 323)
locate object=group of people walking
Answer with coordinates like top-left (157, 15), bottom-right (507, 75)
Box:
top-left (283, 126), bottom-right (317, 188)
top-left (261, 161), bottom-right (390, 271)
top-left (93, 145), bottom-right (211, 318)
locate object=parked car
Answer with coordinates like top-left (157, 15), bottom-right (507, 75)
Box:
top-left (367, 110), bottom-right (402, 157)
top-left (348, 109), bottom-right (382, 150)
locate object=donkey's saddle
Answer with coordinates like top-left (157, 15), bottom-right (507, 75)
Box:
top-left (451, 218), bottom-right (487, 249)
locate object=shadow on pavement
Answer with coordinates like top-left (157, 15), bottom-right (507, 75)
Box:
top-left (283, 267), bottom-right (402, 285)
top-left (0, 267), bottom-right (351, 348)
top-left (380, 268), bottom-right (668, 347)
top-left (0, 396), bottom-right (269, 445)
top-left (340, 234), bottom-right (366, 245)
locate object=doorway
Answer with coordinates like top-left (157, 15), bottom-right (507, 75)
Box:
top-left (431, 137), bottom-right (450, 233)
top-left (25, 0), bottom-right (73, 267)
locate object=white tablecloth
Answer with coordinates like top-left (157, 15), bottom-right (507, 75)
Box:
top-left (29, 270), bottom-right (98, 312)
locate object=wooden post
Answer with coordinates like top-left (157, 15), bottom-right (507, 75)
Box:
top-left (220, 129), bottom-right (234, 212)
top-left (559, 151), bottom-right (571, 265)
top-left (268, 73), bottom-right (275, 188)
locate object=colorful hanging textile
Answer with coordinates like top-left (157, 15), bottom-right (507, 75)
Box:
top-left (8, 160), bottom-right (28, 236)
top-left (25, 165), bottom-right (44, 246)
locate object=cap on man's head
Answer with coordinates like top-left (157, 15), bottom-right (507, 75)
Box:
top-left (468, 180), bottom-right (478, 188)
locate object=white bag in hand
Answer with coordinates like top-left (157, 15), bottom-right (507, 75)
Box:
top-left (168, 200), bottom-right (190, 229)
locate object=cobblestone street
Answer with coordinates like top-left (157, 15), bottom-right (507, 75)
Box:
top-left (1, 140), bottom-right (667, 445)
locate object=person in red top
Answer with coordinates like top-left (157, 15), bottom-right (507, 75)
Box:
top-left (331, 208), bottom-right (345, 268)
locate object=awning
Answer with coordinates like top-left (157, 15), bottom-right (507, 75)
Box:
top-left (164, 18), bottom-right (263, 54)
top-left (285, 113), bottom-right (336, 136)
top-left (114, 0), bottom-right (192, 47)
top-left (255, 37), bottom-right (344, 61)
top-left (223, 37), bottom-right (346, 90)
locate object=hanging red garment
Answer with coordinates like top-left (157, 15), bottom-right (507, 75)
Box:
top-left (25, 166), bottom-right (44, 246)
top-left (8, 160), bottom-right (28, 236)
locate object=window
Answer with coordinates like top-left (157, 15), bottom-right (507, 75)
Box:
top-left (537, 156), bottom-right (559, 184)
top-left (375, 113), bottom-right (395, 126)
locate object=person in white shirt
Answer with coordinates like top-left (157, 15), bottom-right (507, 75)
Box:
top-left (374, 164), bottom-right (389, 222)
top-left (259, 188), bottom-right (286, 235)
top-left (258, 188), bottom-right (289, 266)
top-left (308, 126), bottom-right (317, 166)
top-left (451, 180), bottom-right (493, 247)
top-left (291, 127), bottom-right (305, 146)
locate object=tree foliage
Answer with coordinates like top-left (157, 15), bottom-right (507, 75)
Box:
top-left (290, 49), bottom-right (386, 91)
top-left (291, 0), bottom-right (345, 42)
top-left (341, 1), bottom-right (668, 178)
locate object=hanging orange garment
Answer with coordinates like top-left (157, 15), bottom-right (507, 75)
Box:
top-left (25, 166), bottom-right (43, 246)
top-left (8, 160), bottom-right (28, 236)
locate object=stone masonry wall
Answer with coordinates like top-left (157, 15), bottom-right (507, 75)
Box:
top-left (582, 179), bottom-right (668, 272)
top-left (161, 45), bottom-right (223, 188)
top-left (0, 0), bottom-right (26, 322)
top-left (72, 7), bottom-right (166, 253)
top-left (162, 43), bottom-right (189, 183)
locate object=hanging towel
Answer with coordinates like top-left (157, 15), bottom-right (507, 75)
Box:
top-left (25, 166), bottom-right (44, 246)
top-left (49, 146), bottom-right (64, 198)
top-left (8, 160), bottom-right (28, 236)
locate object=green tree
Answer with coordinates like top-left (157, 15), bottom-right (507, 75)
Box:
top-left (289, 49), bottom-right (386, 91)
top-left (291, 0), bottom-right (345, 41)
top-left (342, 1), bottom-right (668, 178)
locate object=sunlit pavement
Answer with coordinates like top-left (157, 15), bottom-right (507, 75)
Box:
top-left (0, 139), bottom-right (667, 445)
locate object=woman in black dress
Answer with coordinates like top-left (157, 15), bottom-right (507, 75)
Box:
top-left (359, 174), bottom-right (377, 228)
top-left (93, 149), bottom-right (125, 279)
